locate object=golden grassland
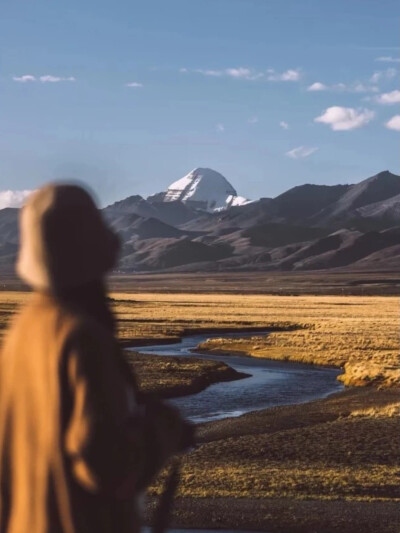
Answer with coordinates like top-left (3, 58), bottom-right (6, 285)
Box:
top-left (114, 293), bottom-right (399, 389)
top-left (0, 290), bottom-right (399, 531)
top-left (0, 291), bottom-right (399, 388)
top-left (113, 292), bottom-right (398, 388)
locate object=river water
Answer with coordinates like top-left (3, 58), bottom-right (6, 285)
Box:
top-left (136, 331), bottom-right (343, 533)
top-left (134, 330), bottom-right (343, 423)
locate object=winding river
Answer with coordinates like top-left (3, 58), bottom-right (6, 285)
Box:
top-left (137, 331), bottom-right (343, 533)
top-left (133, 330), bottom-right (343, 423)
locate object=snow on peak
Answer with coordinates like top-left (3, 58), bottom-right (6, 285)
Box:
top-left (164, 168), bottom-right (250, 212)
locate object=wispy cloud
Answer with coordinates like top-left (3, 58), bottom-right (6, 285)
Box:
top-left (181, 67), bottom-right (301, 82)
top-left (125, 82), bottom-right (143, 87)
top-left (307, 81), bottom-right (378, 93)
top-left (267, 68), bottom-right (301, 82)
top-left (40, 75), bottom-right (75, 83)
top-left (190, 67), bottom-right (263, 80)
top-left (224, 68), bottom-right (263, 80)
top-left (385, 115), bottom-right (400, 131)
top-left (307, 82), bottom-right (328, 92)
top-left (248, 116), bottom-right (259, 124)
top-left (375, 56), bottom-right (400, 63)
top-left (216, 123), bottom-right (225, 132)
top-left (352, 83), bottom-right (379, 93)
top-left (0, 190), bottom-right (33, 209)
top-left (279, 121), bottom-right (289, 130)
top-left (370, 68), bottom-right (396, 83)
top-left (13, 74), bottom-right (36, 82)
top-left (315, 106), bottom-right (375, 131)
top-left (375, 90), bottom-right (400, 104)
top-left (13, 74), bottom-right (75, 83)
top-left (286, 146), bottom-right (318, 159)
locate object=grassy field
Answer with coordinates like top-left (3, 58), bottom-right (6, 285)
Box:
top-left (1, 291), bottom-right (399, 387)
top-left (1, 289), bottom-right (399, 532)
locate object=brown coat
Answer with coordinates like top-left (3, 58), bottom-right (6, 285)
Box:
top-left (0, 293), bottom-right (148, 533)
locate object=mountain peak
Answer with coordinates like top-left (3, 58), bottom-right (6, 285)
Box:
top-left (365, 170), bottom-right (397, 183)
top-left (163, 167), bottom-right (250, 212)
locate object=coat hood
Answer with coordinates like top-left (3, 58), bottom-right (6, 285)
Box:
top-left (17, 183), bottom-right (120, 290)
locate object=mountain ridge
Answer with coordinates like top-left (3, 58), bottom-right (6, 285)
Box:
top-left (1, 169), bottom-right (399, 273)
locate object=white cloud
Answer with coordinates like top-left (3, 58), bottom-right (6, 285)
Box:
top-left (248, 116), bottom-right (259, 124)
top-left (267, 68), bottom-right (301, 82)
top-left (370, 72), bottom-right (381, 84)
top-left (314, 106), bottom-right (375, 131)
top-left (195, 69), bottom-right (223, 77)
top-left (13, 75), bottom-right (36, 82)
top-left (194, 67), bottom-right (263, 80)
top-left (225, 67), bottom-right (263, 80)
top-left (125, 82), bottom-right (143, 87)
top-left (0, 190), bottom-right (33, 210)
top-left (13, 74), bottom-right (75, 83)
top-left (307, 69), bottom-right (395, 92)
top-left (352, 83), bottom-right (379, 93)
top-left (308, 81), bottom-right (379, 93)
top-left (307, 82), bottom-right (328, 91)
top-left (279, 121), bottom-right (289, 130)
top-left (286, 146), bottom-right (318, 159)
top-left (370, 68), bottom-right (397, 83)
top-left (40, 75), bottom-right (75, 83)
top-left (385, 115), bottom-right (400, 131)
top-left (185, 67), bottom-right (301, 82)
top-left (375, 56), bottom-right (400, 63)
top-left (216, 123), bottom-right (225, 132)
top-left (375, 90), bottom-right (400, 104)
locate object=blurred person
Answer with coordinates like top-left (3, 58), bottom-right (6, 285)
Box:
top-left (0, 184), bottom-right (192, 533)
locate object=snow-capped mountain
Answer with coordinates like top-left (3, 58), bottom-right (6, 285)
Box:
top-left (162, 168), bottom-right (251, 212)
top-left (2, 169), bottom-right (400, 274)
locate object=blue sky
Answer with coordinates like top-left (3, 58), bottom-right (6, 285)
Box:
top-left (1, 0), bottom-right (399, 207)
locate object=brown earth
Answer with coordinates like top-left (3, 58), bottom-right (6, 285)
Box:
top-left (1, 270), bottom-right (400, 295)
top-left (0, 289), bottom-right (399, 532)
top-left (125, 351), bottom-right (248, 399)
top-left (146, 388), bottom-right (400, 533)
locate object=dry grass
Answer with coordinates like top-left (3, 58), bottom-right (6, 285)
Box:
top-left (1, 290), bottom-right (399, 525)
top-left (114, 293), bottom-right (399, 387)
top-left (148, 388), bottom-right (400, 504)
top-left (1, 292), bottom-right (398, 387)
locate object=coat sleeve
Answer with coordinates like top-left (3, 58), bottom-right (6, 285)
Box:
top-left (63, 322), bottom-right (150, 496)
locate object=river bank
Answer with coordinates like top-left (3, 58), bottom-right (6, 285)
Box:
top-left (125, 350), bottom-right (249, 399)
top-left (122, 332), bottom-right (400, 533)
top-left (145, 387), bottom-right (400, 533)
top-left (195, 329), bottom-right (399, 389)
top-left (0, 291), bottom-right (398, 531)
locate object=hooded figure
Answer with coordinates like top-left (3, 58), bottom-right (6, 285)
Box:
top-left (0, 184), bottom-right (190, 533)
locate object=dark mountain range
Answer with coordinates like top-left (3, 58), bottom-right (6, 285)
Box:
top-left (1, 169), bottom-right (399, 273)
top-left (104, 195), bottom-right (198, 226)
top-left (272, 183), bottom-right (351, 221)
top-left (311, 170), bottom-right (400, 225)
top-left (0, 208), bottom-right (19, 245)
